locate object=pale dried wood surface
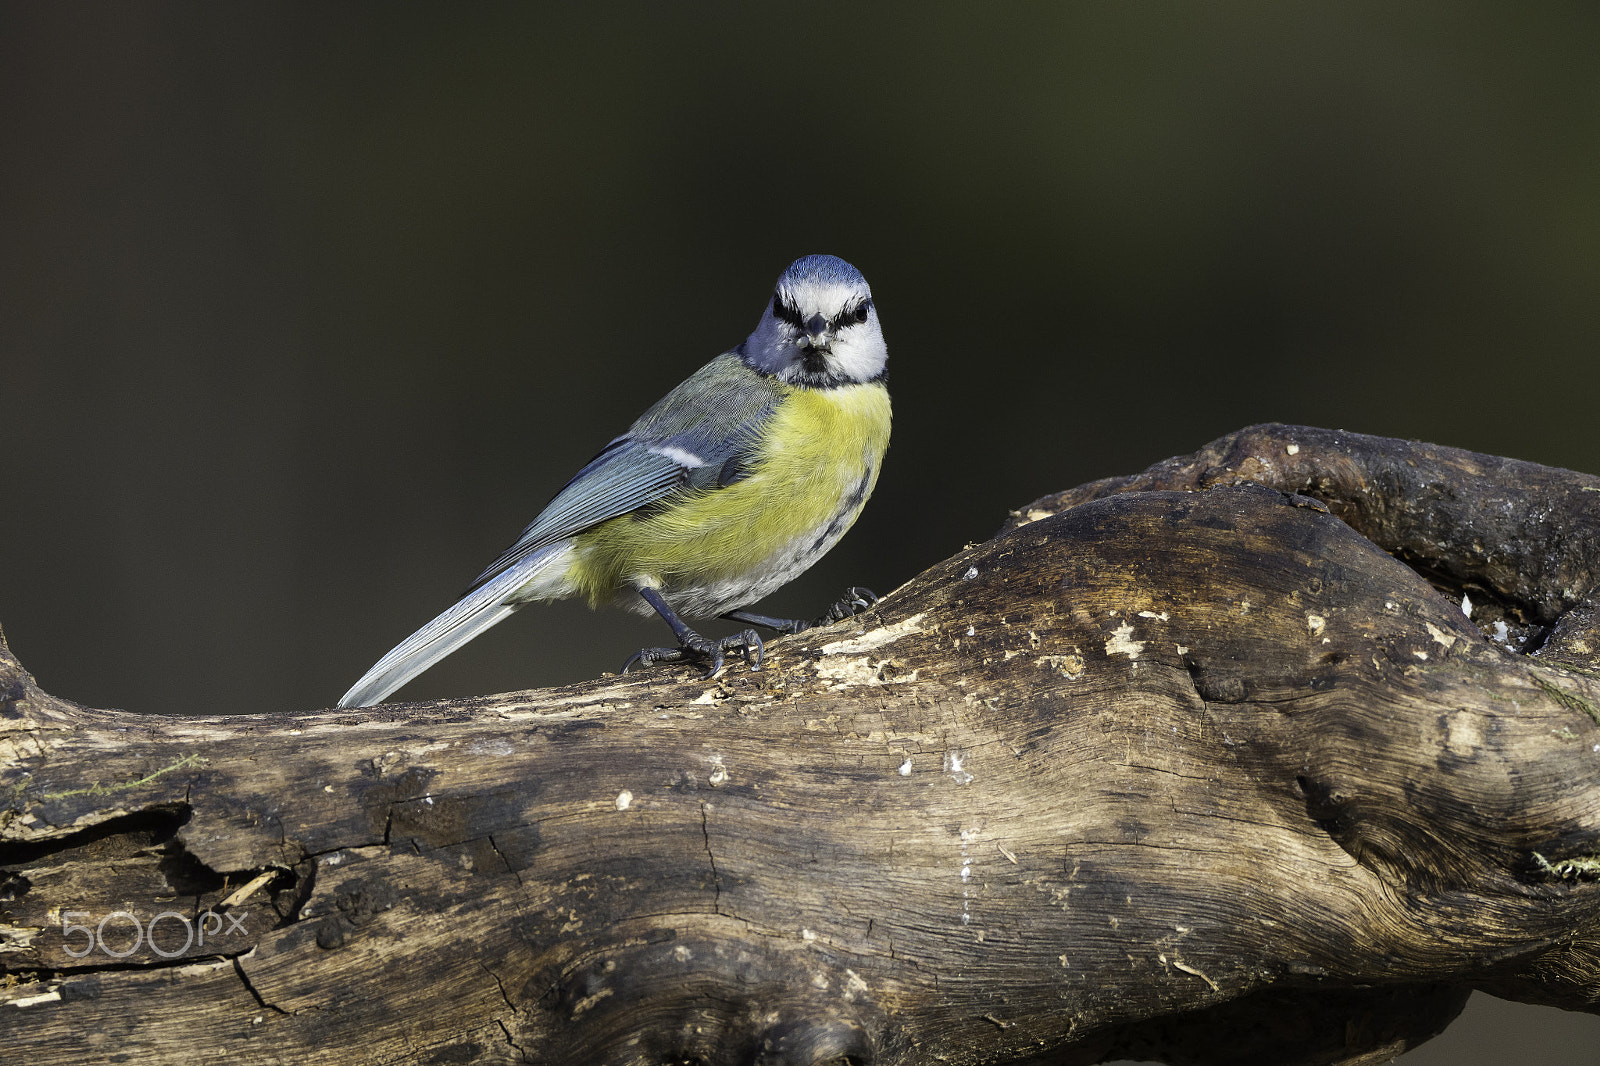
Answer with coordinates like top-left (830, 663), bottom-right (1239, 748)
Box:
top-left (2, 424), bottom-right (1598, 1066)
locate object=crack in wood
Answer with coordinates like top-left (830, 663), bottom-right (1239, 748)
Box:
top-left (3, 424), bottom-right (1600, 1063)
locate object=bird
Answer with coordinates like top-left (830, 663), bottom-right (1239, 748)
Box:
top-left (336, 254), bottom-right (892, 708)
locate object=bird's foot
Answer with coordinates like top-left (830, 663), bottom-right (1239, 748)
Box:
top-left (720, 587), bottom-right (879, 635)
top-left (810, 586), bottom-right (878, 629)
top-left (622, 627), bottom-right (764, 679)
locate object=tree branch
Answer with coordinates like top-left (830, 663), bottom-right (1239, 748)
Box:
top-left (3, 423), bottom-right (1598, 1066)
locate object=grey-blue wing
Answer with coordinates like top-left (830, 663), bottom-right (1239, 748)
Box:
top-left (464, 353), bottom-right (782, 593)
top-left (463, 440), bottom-right (684, 592)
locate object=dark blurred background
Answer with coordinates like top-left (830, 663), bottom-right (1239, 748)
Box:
top-left (2, 4), bottom-right (1596, 1060)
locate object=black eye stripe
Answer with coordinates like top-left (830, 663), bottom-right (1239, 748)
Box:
top-left (772, 292), bottom-right (806, 328)
top-left (833, 298), bottom-right (871, 328)
top-left (772, 294), bottom-right (871, 329)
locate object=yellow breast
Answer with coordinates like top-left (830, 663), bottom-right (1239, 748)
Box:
top-left (570, 381), bottom-right (891, 613)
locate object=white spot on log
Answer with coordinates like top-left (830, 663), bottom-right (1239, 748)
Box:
top-left (0, 922), bottom-right (39, 951)
top-left (1167, 955), bottom-right (1222, 992)
top-left (569, 987), bottom-right (614, 1016)
top-left (220, 870), bottom-right (277, 910)
top-left (1307, 614), bottom-right (1326, 637)
top-left (691, 689), bottom-right (720, 705)
top-left (958, 828), bottom-right (978, 926)
top-left (963, 566), bottom-right (979, 580)
top-left (812, 658), bottom-right (878, 687)
top-left (1286, 443), bottom-right (1300, 455)
top-left (801, 928), bottom-right (817, 941)
top-left (945, 751), bottom-right (974, 785)
top-left (1461, 593), bottom-right (1473, 618)
top-left (673, 945), bottom-right (692, 962)
top-left (1425, 622), bottom-right (1457, 651)
top-left (1137, 611), bottom-right (1169, 621)
top-left (707, 755), bottom-right (729, 787)
top-left (843, 969), bottom-right (869, 1001)
top-left (9, 990), bottom-right (62, 1008)
top-left (1105, 623), bottom-right (1145, 659)
top-left (615, 790), bottom-right (632, 811)
top-left (1414, 650), bottom-right (1429, 660)
top-left (820, 613), bottom-right (926, 656)
top-left (1446, 713), bottom-right (1483, 755)
top-left (898, 758), bottom-right (913, 776)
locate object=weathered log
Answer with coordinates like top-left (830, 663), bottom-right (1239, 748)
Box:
top-left (2, 423), bottom-right (1597, 1066)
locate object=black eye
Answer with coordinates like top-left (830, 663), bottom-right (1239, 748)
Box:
top-left (852, 300), bottom-right (871, 324)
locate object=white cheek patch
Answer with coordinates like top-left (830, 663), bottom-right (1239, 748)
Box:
top-left (825, 321), bottom-right (888, 382)
top-left (649, 444), bottom-right (707, 468)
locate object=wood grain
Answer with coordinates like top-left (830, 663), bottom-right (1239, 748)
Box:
top-left (3, 424), bottom-right (1597, 1065)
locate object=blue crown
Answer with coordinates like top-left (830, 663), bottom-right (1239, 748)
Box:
top-left (782, 254), bottom-right (866, 288)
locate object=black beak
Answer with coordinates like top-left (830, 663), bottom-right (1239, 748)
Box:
top-left (804, 312), bottom-right (828, 339)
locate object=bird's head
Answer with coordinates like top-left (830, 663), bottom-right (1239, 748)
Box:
top-left (742, 255), bottom-right (887, 387)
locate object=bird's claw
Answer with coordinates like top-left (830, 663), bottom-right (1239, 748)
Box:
top-left (622, 628), bottom-right (765, 679)
top-left (813, 586), bottom-right (878, 628)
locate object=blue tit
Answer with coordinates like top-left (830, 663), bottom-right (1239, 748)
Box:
top-left (337, 254), bottom-right (891, 708)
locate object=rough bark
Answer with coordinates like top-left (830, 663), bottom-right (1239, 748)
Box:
top-left (2, 423), bottom-right (1598, 1066)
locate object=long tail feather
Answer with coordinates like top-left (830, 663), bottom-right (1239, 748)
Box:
top-left (337, 545), bottom-right (566, 708)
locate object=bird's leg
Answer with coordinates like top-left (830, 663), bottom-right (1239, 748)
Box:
top-left (721, 587), bottom-right (878, 635)
top-left (623, 586), bottom-right (764, 679)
